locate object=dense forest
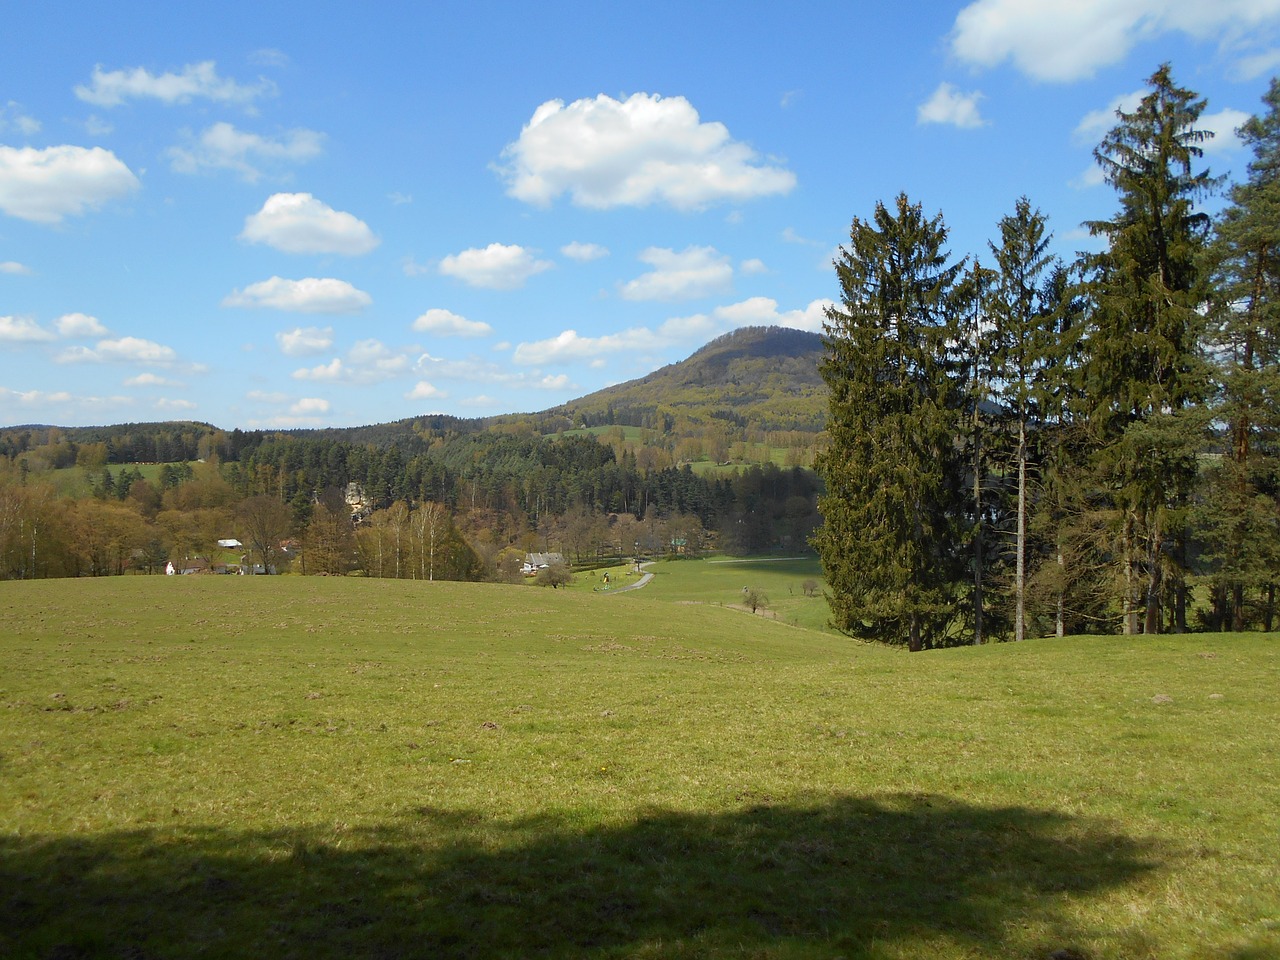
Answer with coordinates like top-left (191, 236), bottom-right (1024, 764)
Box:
top-left (816, 66), bottom-right (1280, 647)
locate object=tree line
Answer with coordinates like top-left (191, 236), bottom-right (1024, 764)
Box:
top-left (816, 65), bottom-right (1280, 648)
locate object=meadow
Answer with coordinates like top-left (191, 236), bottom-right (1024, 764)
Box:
top-left (1, 568), bottom-right (1277, 959)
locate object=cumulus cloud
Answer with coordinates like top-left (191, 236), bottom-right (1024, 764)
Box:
top-left (0, 315), bottom-right (56, 342)
top-left (951, 0), bottom-right (1280, 82)
top-left (1201, 108), bottom-right (1252, 154)
top-left (0, 145), bottom-right (139, 224)
top-left (277, 326), bottom-right (334, 356)
top-left (168, 122), bottom-right (323, 182)
top-left (55, 312), bottom-right (109, 337)
top-left (155, 398), bottom-right (197, 412)
top-left (412, 308), bottom-right (493, 337)
top-left (125, 372), bottom-right (180, 387)
top-left (292, 339), bottom-right (411, 383)
top-left (561, 241), bottom-right (609, 262)
top-left (620, 246), bottom-right (733, 301)
top-left (1, 101), bottom-right (40, 136)
top-left (223, 276), bottom-right (371, 313)
top-left (439, 243), bottom-right (553, 290)
top-left (513, 327), bottom-right (664, 365)
top-left (740, 258), bottom-right (768, 275)
top-left (498, 92), bottom-right (796, 210)
top-left (1073, 89), bottom-right (1149, 146)
top-left (290, 397), bottom-right (330, 415)
top-left (1, 260), bottom-right (33, 275)
top-left (407, 381), bottom-right (447, 400)
top-left (56, 336), bottom-right (178, 365)
top-left (240, 192), bottom-right (379, 255)
top-left (75, 61), bottom-right (274, 107)
top-left (917, 83), bottom-right (987, 128)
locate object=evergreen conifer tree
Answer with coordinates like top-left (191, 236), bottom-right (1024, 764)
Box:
top-left (814, 193), bottom-right (966, 651)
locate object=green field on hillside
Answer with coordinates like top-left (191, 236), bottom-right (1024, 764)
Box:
top-left (1, 575), bottom-right (1277, 959)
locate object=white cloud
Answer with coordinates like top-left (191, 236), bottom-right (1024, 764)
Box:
top-left (1201, 108), bottom-right (1252, 154)
top-left (951, 0), bottom-right (1280, 82)
top-left (1, 101), bottom-right (40, 136)
top-left (57, 336), bottom-right (178, 365)
top-left (292, 340), bottom-right (410, 383)
top-left (413, 308), bottom-right (493, 337)
top-left (918, 83), bottom-right (987, 128)
top-left (240, 193), bottom-right (379, 255)
top-left (126, 372), bottom-right (180, 387)
top-left (277, 326), bottom-right (334, 356)
top-left (247, 389), bottom-right (290, 403)
top-left (168, 122), bottom-right (323, 182)
top-left (740, 258), bottom-right (768, 275)
top-left (407, 381), bottom-right (447, 400)
top-left (513, 327), bottom-right (663, 365)
top-left (293, 358), bottom-right (344, 381)
top-left (1233, 47), bottom-right (1280, 79)
top-left (561, 241), bottom-right (609, 262)
top-left (55, 312), bottom-right (109, 337)
top-left (75, 61), bottom-right (274, 107)
top-left (539, 374), bottom-right (571, 390)
top-left (290, 397), bottom-right (330, 415)
top-left (223, 277), bottom-right (371, 313)
top-left (0, 315), bottom-right (55, 342)
top-left (1073, 89), bottom-right (1148, 146)
top-left (84, 116), bottom-right (113, 137)
top-left (156, 398), bottom-right (197, 412)
top-left (0, 145), bottom-right (139, 224)
top-left (1, 260), bottom-right (32, 275)
top-left (498, 92), bottom-right (796, 210)
top-left (439, 243), bottom-right (553, 290)
top-left (620, 246), bottom-right (733, 301)
top-left (389, 191), bottom-right (413, 205)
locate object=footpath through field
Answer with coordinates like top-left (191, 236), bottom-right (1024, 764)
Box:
top-left (605, 562), bottom-right (654, 593)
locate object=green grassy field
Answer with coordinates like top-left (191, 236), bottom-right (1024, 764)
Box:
top-left (1, 574), bottom-right (1277, 959)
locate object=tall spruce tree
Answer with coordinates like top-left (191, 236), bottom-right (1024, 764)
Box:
top-left (1082, 64), bottom-right (1216, 634)
top-left (814, 193), bottom-right (966, 651)
top-left (1203, 77), bottom-right (1280, 629)
top-left (986, 198), bottom-right (1061, 641)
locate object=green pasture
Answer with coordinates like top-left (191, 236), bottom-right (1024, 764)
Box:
top-left (1, 574), bottom-right (1277, 959)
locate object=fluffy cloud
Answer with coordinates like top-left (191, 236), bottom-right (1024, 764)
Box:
top-left (1074, 89), bottom-right (1149, 146)
top-left (951, 0), bottom-right (1280, 82)
top-left (439, 243), bottom-right (553, 290)
top-left (57, 336), bottom-right (178, 365)
top-left (240, 193), bottom-right (379, 255)
top-left (223, 277), bottom-right (371, 313)
top-left (155, 398), bottom-right (197, 412)
top-left (513, 327), bottom-right (663, 365)
top-left (0, 260), bottom-right (32, 275)
top-left (561, 241), bottom-right (609, 262)
top-left (168, 122), bottom-right (324, 182)
top-left (1200, 108), bottom-right (1252, 154)
top-left (1, 101), bottom-right (40, 136)
top-left (499, 92), bottom-right (796, 210)
top-left (126, 372), bottom-right (180, 387)
top-left (292, 340), bottom-right (411, 383)
top-left (620, 246), bottom-right (733, 301)
top-left (406, 381), bottom-right (447, 400)
top-left (55, 312), bottom-right (108, 337)
top-left (75, 61), bottom-right (274, 107)
top-left (413, 308), bottom-right (493, 337)
top-left (290, 397), bottom-right (330, 415)
top-left (0, 315), bottom-right (55, 342)
top-left (277, 326), bottom-right (334, 356)
top-left (0, 145), bottom-right (139, 224)
top-left (917, 83), bottom-right (987, 129)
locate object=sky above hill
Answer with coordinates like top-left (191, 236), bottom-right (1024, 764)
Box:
top-left (4, 0), bottom-right (1280, 430)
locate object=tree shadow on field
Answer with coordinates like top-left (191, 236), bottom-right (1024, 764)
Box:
top-left (2, 793), bottom-right (1158, 959)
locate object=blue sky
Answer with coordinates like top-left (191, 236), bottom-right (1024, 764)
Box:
top-left (3, 0), bottom-right (1280, 430)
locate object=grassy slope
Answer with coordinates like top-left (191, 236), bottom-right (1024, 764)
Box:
top-left (1, 575), bottom-right (1277, 959)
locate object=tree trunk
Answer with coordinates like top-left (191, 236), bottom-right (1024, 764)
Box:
top-left (1015, 418), bottom-right (1027, 642)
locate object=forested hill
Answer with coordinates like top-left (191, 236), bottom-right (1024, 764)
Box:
top-left (0, 325), bottom-right (828, 456)
top-left (548, 326), bottom-right (826, 433)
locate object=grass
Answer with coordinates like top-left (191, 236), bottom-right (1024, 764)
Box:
top-left (1, 574), bottom-right (1277, 959)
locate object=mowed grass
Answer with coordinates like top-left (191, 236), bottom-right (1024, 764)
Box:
top-left (1, 576), bottom-right (1277, 959)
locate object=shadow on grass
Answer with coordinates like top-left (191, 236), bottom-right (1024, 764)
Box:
top-left (3, 793), bottom-right (1156, 959)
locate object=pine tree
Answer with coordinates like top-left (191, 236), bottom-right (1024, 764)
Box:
top-left (1203, 77), bottom-right (1280, 629)
top-left (986, 198), bottom-right (1061, 641)
top-left (814, 193), bottom-right (967, 651)
top-left (1081, 64), bottom-right (1216, 634)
